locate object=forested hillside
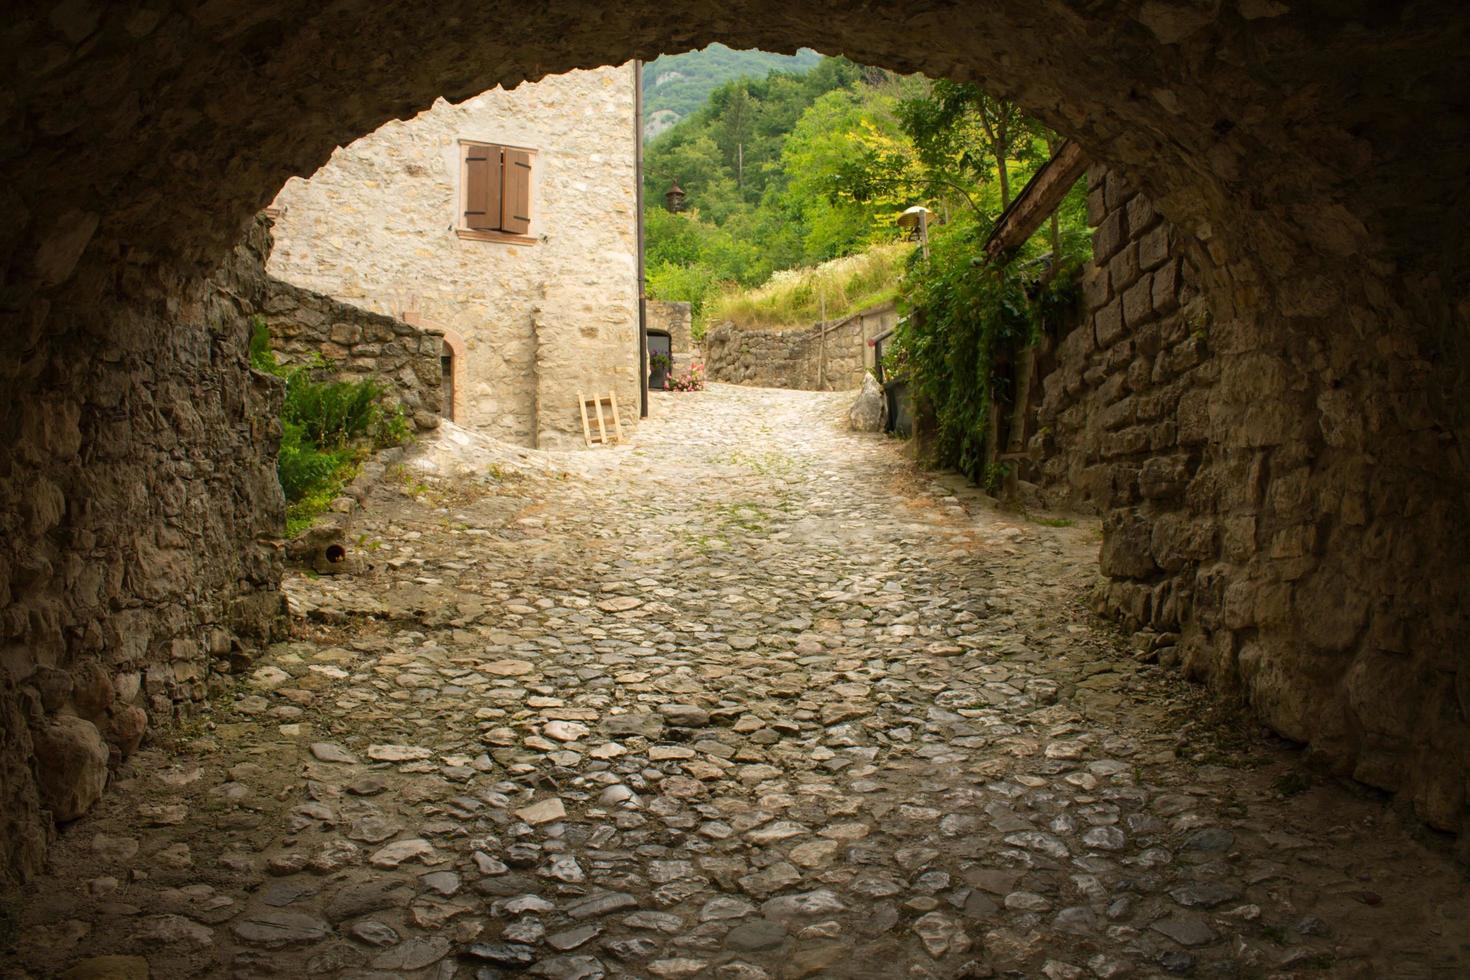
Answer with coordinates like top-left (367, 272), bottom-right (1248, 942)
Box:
top-left (642, 45), bottom-right (821, 138)
top-left (643, 56), bottom-right (1089, 330)
top-left (644, 57), bottom-right (1094, 486)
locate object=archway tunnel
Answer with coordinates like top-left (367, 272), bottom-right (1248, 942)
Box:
top-left (2, 0), bottom-right (1468, 921)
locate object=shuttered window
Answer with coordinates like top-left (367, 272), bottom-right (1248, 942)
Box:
top-left (458, 141), bottom-right (535, 244)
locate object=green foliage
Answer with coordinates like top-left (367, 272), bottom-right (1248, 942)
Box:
top-left (645, 59), bottom-right (1094, 473)
top-left (250, 317), bottom-right (414, 533)
top-left (708, 242), bottom-right (910, 331)
top-left (283, 375), bottom-right (381, 449)
top-left (887, 180), bottom-right (1090, 479)
top-left (643, 57), bottom-right (910, 332)
top-left (642, 45), bottom-right (822, 128)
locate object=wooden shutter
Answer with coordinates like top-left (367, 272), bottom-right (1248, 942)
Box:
top-left (501, 148), bottom-right (532, 236)
top-left (463, 144), bottom-right (501, 231)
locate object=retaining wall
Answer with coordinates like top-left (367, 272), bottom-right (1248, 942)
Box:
top-left (704, 302), bottom-right (897, 391)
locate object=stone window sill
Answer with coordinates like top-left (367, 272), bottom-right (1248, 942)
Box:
top-left (456, 228), bottom-right (537, 247)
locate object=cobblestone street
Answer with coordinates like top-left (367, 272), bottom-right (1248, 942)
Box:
top-left (6, 385), bottom-right (1468, 980)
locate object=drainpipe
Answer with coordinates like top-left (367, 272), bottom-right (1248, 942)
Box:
top-left (634, 60), bottom-right (649, 419)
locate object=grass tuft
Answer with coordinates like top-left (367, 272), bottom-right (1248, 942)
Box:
top-left (708, 243), bottom-right (910, 331)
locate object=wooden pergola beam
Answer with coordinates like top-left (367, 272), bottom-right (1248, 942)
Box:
top-left (982, 139), bottom-right (1090, 261)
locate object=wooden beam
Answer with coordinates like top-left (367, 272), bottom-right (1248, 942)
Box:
top-left (983, 139), bottom-right (1090, 261)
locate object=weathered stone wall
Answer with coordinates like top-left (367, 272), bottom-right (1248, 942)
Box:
top-left (647, 300), bottom-right (693, 355)
top-left (267, 66), bottom-right (640, 449)
top-left (1034, 167), bottom-right (1470, 843)
top-left (262, 275), bottom-right (445, 434)
top-left (1034, 167), bottom-right (1213, 517)
top-left (533, 284), bottom-right (642, 449)
top-left (0, 219), bottom-right (286, 883)
top-left (705, 302), bottom-right (896, 391)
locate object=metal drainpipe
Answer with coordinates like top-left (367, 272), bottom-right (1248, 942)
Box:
top-left (634, 60), bottom-right (649, 419)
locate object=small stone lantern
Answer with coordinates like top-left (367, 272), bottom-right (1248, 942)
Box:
top-left (664, 180), bottom-right (686, 214)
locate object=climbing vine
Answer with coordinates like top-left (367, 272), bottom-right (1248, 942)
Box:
top-left (885, 204), bottom-right (1088, 483)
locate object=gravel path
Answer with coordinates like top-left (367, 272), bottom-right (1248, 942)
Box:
top-left (6, 384), bottom-right (1467, 980)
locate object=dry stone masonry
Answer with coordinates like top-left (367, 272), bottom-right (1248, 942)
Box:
top-left (0, 216), bottom-right (287, 882)
top-left (705, 302), bottom-right (896, 392)
top-left (262, 266), bottom-right (446, 434)
top-left (1034, 166), bottom-right (1470, 843)
top-left (0, 0), bottom-right (1468, 885)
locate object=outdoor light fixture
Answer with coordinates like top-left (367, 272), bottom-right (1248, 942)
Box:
top-left (665, 179), bottom-right (686, 213)
top-left (898, 205), bottom-right (932, 258)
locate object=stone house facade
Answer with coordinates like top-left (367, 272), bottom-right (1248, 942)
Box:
top-left (267, 66), bottom-right (641, 450)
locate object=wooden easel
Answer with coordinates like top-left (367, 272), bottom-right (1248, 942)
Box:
top-left (578, 391), bottom-right (623, 447)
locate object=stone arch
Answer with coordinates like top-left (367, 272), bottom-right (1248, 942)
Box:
top-left (2, 2), bottom-right (1469, 879)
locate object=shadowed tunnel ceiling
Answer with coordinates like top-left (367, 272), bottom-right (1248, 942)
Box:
top-left (3, 0), bottom-right (1468, 295)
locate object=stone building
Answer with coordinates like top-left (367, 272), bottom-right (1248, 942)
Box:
top-left (267, 66), bottom-right (642, 449)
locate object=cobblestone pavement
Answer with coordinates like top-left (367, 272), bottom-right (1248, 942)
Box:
top-left (6, 384), bottom-right (1468, 980)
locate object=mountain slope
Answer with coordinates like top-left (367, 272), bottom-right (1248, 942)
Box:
top-left (642, 44), bottom-right (821, 139)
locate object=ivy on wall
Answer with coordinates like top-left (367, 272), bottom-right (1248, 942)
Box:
top-left (886, 201), bottom-right (1088, 486)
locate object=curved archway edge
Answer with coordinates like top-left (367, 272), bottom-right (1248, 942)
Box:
top-left (1, 2), bottom-right (1467, 878)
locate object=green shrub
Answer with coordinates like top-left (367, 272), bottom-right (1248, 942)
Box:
top-left (887, 200), bottom-right (1087, 481)
top-left (250, 317), bottom-right (413, 533)
top-left (283, 374), bottom-right (382, 448)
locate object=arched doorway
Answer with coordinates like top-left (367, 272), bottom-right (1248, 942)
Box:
top-left (647, 330), bottom-right (673, 390)
top-left (402, 313), bottom-right (469, 424)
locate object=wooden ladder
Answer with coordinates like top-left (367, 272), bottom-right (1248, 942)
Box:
top-left (578, 391), bottom-right (623, 448)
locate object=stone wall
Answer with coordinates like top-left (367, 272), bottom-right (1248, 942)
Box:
top-left (705, 302), bottom-right (897, 391)
top-left (267, 66), bottom-right (641, 449)
top-left (2, 0), bottom-right (1469, 871)
top-left (1034, 167), bottom-right (1470, 844)
top-left (1033, 167), bottom-right (1212, 518)
top-left (0, 219), bottom-right (286, 883)
top-left (262, 274), bottom-right (445, 434)
top-left (647, 300), bottom-right (694, 355)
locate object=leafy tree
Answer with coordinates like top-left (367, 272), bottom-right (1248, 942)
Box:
top-left (642, 45), bottom-right (823, 126)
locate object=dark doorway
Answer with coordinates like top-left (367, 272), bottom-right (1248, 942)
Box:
top-left (648, 331), bottom-right (672, 390)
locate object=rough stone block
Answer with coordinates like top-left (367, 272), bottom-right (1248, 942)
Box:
top-left (1108, 242), bottom-right (1142, 294)
top-left (1126, 193), bottom-right (1159, 236)
top-left (30, 715), bottom-right (109, 822)
top-left (1175, 387), bottom-right (1211, 445)
top-left (1151, 259), bottom-right (1182, 314)
top-left (1093, 301), bottom-right (1125, 349)
top-left (1093, 208), bottom-right (1127, 264)
top-left (1137, 221), bottom-right (1171, 271)
top-left (1149, 514), bottom-right (1215, 571)
top-left (1138, 455), bottom-right (1190, 499)
top-left (1104, 339), bottom-right (1135, 373)
top-left (1086, 185), bottom-right (1107, 226)
top-left (1103, 171), bottom-right (1132, 211)
top-left (1100, 398), bottom-right (1134, 432)
top-left (1122, 274), bottom-right (1157, 328)
top-left (1082, 266), bottom-right (1111, 312)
